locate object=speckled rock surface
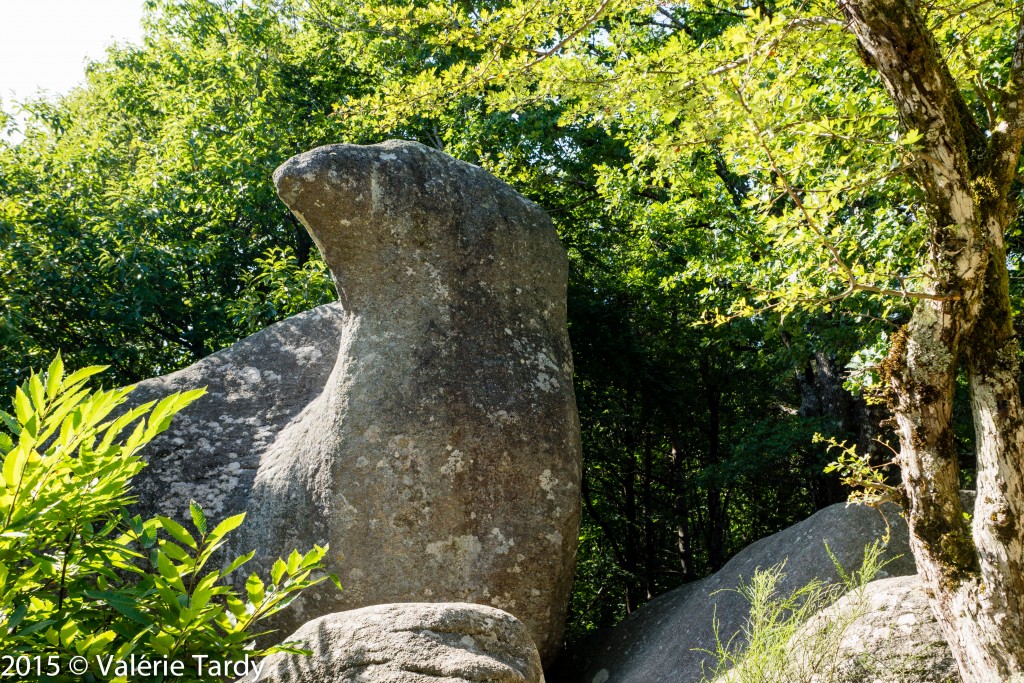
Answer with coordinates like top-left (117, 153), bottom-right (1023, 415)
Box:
top-left (781, 575), bottom-right (959, 683)
top-left (240, 603), bottom-right (545, 683)
top-left (128, 141), bottom-right (581, 665)
top-left (580, 503), bottom-right (917, 683)
top-left (127, 303), bottom-right (348, 521)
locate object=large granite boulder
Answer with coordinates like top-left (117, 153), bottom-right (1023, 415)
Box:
top-left (241, 603), bottom-right (545, 683)
top-left (128, 141), bottom-right (582, 664)
top-left (579, 503), bottom-right (917, 683)
top-left (779, 575), bottom-right (958, 683)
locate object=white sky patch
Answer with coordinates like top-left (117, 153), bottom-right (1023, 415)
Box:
top-left (0, 0), bottom-right (145, 106)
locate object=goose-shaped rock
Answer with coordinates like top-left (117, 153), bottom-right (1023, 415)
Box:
top-left (127, 141), bottom-right (582, 664)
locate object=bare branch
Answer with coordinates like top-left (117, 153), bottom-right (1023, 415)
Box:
top-left (519, 0), bottom-right (614, 65)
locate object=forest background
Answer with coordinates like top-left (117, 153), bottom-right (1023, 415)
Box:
top-left (1, 0), bottom-right (1015, 648)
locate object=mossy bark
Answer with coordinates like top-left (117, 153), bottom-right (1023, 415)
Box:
top-left (838, 0), bottom-right (1024, 678)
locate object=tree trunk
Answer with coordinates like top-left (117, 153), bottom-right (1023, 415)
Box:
top-left (960, 239), bottom-right (1024, 674)
top-left (837, 0), bottom-right (1024, 678)
top-left (641, 438), bottom-right (658, 600)
top-left (889, 236), bottom-right (1024, 679)
top-left (669, 435), bottom-right (695, 580)
top-left (701, 355), bottom-right (727, 570)
top-left (290, 213), bottom-right (313, 266)
top-left (621, 427), bottom-right (642, 613)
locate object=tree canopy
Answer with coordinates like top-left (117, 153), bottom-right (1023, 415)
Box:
top-left (0, 0), bottom-right (348, 389)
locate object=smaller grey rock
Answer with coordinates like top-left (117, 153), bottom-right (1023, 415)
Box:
top-left (785, 575), bottom-right (958, 683)
top-left (241, 603), bottom-right (544, 683)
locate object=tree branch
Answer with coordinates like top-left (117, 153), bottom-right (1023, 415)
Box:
top-left (837, 0), bottom-right (982, 198)
top-left (989, 8), bottom-right (1024, 193)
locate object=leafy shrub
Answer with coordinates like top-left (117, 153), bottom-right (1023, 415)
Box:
top-left (0, 356), bottom-right (338, 681)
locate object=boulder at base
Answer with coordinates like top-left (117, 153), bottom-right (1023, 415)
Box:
top-left (782, 575), bottom-right (958, 683)
top-left (239, 603), bottom-right (545, 683)
top-left (580, 502), bottom-right (917, 683)
top-left (127, 141), bottom-right (582, 665)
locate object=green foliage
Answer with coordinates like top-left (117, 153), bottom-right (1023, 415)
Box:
top-left (227, 247), bottom-right (335, 335)
top-left (842, 333), bottom-right (890, 402)
top-left (0, 356), bottom-right (338, 681)
top-left (702, 541), bottom-right (889, 683)
top-left (820, 435), bottom-right (900, 510)
top-left (349, 0), bottom-right (1022, 319)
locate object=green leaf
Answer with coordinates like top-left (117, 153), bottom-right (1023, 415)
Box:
top-left (0, 411), bottom-right (19, 436)
top-left (45, 352), bottom-right (64, 401)
top-left (149, 632), bottom-right (175, 656)
top-left (286, 549), bottom-right (302, 575)
top-left (145, 389), bottom-right (206, 441)
top-left (245, 574), bottom-right (265, 604)
top-left (14, 619), bottom-right (54, 637)
top-left (5, 603), bottom-right (27, 632)
top-left (209, 512), bottom-right (246, 541)
top-left (157, 516), bottom-right (197, 549)
top-left (190, 500), bottom-right (208, 536)
top-left (271, 558), bottom-right (287, 585)
top-left (59, 619), bottom-right (78, 648)
top-left (28, 374), bottom-right (45, 413)
top-left (223, 549), bottom-right (255, 578)
top-left (226, 596), bottom-right (247, 618)
top-left (156, 551), bottom-right (186, 591)
top-left (902, 128), bottom-right (923, 145)
top-left (62, 365), bottom-right (108, 391)
top-left (161, 540), bottom-right (192, 562)
top-left (84, 591), bottom-right (152, 625)
top-left (13, 387), bottom-right (31, 425)
top-left (84, 631), bottom-right (118, 658)
top-left (2, 446), bottom-right (29, 491)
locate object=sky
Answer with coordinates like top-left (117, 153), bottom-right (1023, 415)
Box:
top-left (0, 0), bottom-right (145, 107)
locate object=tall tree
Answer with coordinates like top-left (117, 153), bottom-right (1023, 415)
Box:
top-left (840, 0), bottom-right (1024, 676)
